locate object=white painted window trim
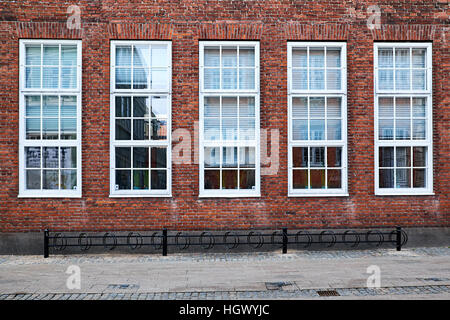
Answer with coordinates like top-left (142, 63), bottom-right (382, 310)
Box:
top-left (374, 42), bottom-right (433, 196)
top-left (199, 41), bottom-right (260, 198)
top-left (109, 41), bottom-right (172, 197)
top-left (287, 42), bottom-right (348, 197)
top-left (18, 39), bottom-right (82, 198)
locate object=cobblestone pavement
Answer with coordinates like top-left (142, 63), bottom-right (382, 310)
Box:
top-left (0, 247), bottom-right (449, 300)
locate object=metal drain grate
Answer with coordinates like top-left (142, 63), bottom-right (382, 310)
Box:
top-left (317, 289), bottom-right (340, 297)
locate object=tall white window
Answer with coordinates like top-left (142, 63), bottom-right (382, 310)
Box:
top-left (19, 40), bottom-right (82, 197)
top-left (110, 41), bottom-right (171, 197)
top-left (199, 41), bottom-right (260, 197)
top-left (287, 42), bottom-right (348, 196)
top-left (374, 43), bottom-right (433, 195)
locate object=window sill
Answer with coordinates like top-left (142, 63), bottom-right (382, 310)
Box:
top-left (199, 192), bottom-right (261, 198)
top-left (18, 193), bottom-right (82, 198)
top-left (288, 192), bottom-right (349, 198)
top-left (109, 193), bottom-right (172, 198)
top-left (375, 191), bottom-right (435, 196)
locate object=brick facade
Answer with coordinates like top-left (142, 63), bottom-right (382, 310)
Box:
top-left (0, 1), bottom-right (448, 232)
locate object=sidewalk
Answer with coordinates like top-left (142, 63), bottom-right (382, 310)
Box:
top-left (0, 247), bottom-right (449, 300)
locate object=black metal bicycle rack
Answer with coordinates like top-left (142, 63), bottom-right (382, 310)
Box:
top-left (43, 227), bottom-right (407, 258)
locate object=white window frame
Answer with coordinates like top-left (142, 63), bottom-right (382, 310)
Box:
top-left (374, 42), bottom-right (433, 196)
top-left (18, 39), bottom-right (82, 198)
top-left (109, 40), bottom-right (172, 197)
top-left (287, 42), bottom-right (348, 197)
top-left (199, 41), bottom-right (260, 197)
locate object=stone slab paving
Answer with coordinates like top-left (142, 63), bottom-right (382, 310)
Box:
top-left (0, 247), bottom-right (449, 299)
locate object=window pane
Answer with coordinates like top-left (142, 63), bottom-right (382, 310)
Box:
top-left (61, 96), bottom-right (77, 117)
top-left (61, 118), bottom-right (76, 140)
top-left (151, 147), bottom-right (167, 168)
top-left (61, 45), bottom-right (77, 66)
top-left (60, 147), bottom-right (76, 168)
top-left (379, 147), bottom-right (394, 167)
top-left (239, 68), bottom-right (255, 89)
top-left (204, 47), bottom-right (220, 67)
top-left (222, 170), bottom-right (238, 189)
top-left (379, 169), bottom-right (394, 188)
top-left (42, 118), bottom-right (58, 139)
top-left (151, 69), bottom-right (167, 90)
top-left (204, 68), bottom-right (220, 89)
top-left (327, 97), bottom-right (341, 118)
top-left (412, 69), bottom-right (426, 90)
top-left (204, 118), bottom-right (220, 140)
top-left (378, 49), bottom-right (393, 68)
top-left (222, 147), bottom-right (237, 168)
top-left (309, 48), bottom-right (324, 67)
top-left (292, 69), bottom-right (307, 90)
top-left (43, 170), bottom-right (58, 189)
top-left (133, 68), bottom-right (148, 89)
top-left (239, 97), bottom-right (255, 117)
top-left (379, 119), bottom-right (394, 140)
top-left (222, 68), bottom-right (237, 89)
top-left (412, 98), bottom-right (426, 117)
top-left (43, 96), bottom-right (58, 117)
top-left (26, 170), bottom-right (41, 189)
top-left (222, 118), bottom-right (237, 140)
top-left (116, 170), bottom-right (131, 189)
top-left (292, 97), bottom-right (308, 118)
top-left (395, 119), bottom-right (411, 140)
top-left (222, 47), bottom-right (237, 67)
top-left (133, 45), bottom-right (150, 67)
top-left (25, 95), bottom-right (41, 117)
top-left (116, 46), bottom-right (132, 66)
top-left (133, 119), bottom-right (150, 140)
top-left (61, 169), bottom-right (77, 190)
top-left (151, 170), bottom-right (167, 189)
top-left (43, 45), bottom-right (59, 66)
top-left (115, 96), bottom-right (132, 117)
top-left (378, 69), bottom-right (393, 90)
top-left (412, 49), bottom-right (426, 68)
top-left (204, 96), bottom-right (220, 117)
top-left (204, 147), bottom-right (220, 168)
top-left (26, 45), bottom-right (41, 65)
top-left (413, 169), bottom-right (426, 188)
top-left (327, 147), bottom-right (342, 167)
top-left (413, 147), bottom-right (426, 167)
top-left (133, 147), bottom-right (149, 168)
top-left (26, 118), bottom-right (40, 139)
top-left (239, 48), bottom-right (255, 67)
top-left (310, 170), bottom-right (325, 188)
top-left (395, 48), bottom-right (410, 68)
top-left (239, 147), bottom-right (255, 168)
top-left (379, 97), bottom-right (394, 118)
top-left (115, 147), bottom-right (131, 168)
top-left (239, 170), bottom-right (255, 189)
top-left (412, 119), bottom-right (426, 139)
top-left (309, 69), bottom-right (324, 90)
top-left (326, 48), bottom-right (341, 68)
top-left (326, 69), bottom-right (341, 90)
top-left (25, 67), bottom-right (41, 88)
top-left (310, 147), bottom-right (325, 167)
top-left (133, 170), bottom-right (149, 190)
top-left (151, 45), bottom-right (167, 67)
top-left (151, 119), bottom-right (167, 140)
top-left (292, 119), bottom-right (308, 140)
top-left (327, 119), bottom-right (341, 140)
top-left (222, 97), bottom-right (237, 116)
top-left (204, 170), bottom-right (220, 189)
top-left (133, 97), bottom-right (149, 117)
top-left (396, 147), bottom-right (411, 167)
top-left (116, 68), bottom-right (131, 89)
top-left (327, 169), bottom-right (341, 188)
top-left (293, 170), bottom-right (308, 189)
top-left (151, 96), bottom-right (167, 118)
top-left (310, 120), bottom-right (325, 140)
top-left (310, 97), bottom-right (325, 118)
top-left (395, 98), bottom-right (410, 118)
top-left (396, 168), bottom-right (411, 188)
top-left (292, 48), bottom-right (307, 68)
top-left (239, 118), bottom-right (255, 140)
top-left (42, 67), bottom-right (59, 88)
top-left (395, 69), bottom-right (410, 90)
top-left (26, 147), bottom-right (41, 168)
top-left (292, 147), bottom-right (308, 168)
top-left (61, 67), bottom-right (77, 88)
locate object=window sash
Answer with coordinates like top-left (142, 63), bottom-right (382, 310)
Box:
top-left (110, 41), bottom-right (172, 197)
top-left (374, 43), bottom-right (433, 195)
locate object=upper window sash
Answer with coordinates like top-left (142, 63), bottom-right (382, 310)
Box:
top-left (20, 40), bottom-right (82, 92)
top-left (110, 41), bottom-right (172, 93)
top-left (287, 42), bottom-right (347, 94)
top-left (199, 41), bottom-right (260, 93)
top-left (374, 42), bottom-right (432, 94)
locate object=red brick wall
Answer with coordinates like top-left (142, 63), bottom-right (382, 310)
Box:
top-left (0, 1), bottom-right (449, 232)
